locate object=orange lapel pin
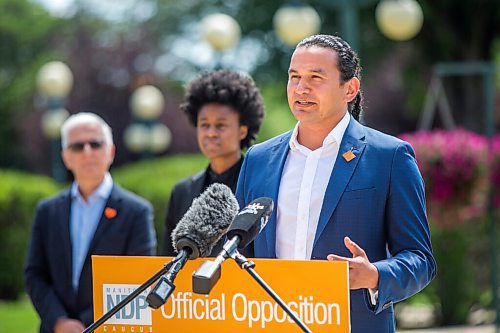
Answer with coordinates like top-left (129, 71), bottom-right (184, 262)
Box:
top-left (104, 207), bottom-right (117, 219)
top-left (342, 150), bottom-right (356, 162)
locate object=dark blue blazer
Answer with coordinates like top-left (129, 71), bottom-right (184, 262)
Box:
top-left (161, 170), bottom-right (206, 256)
top-left (235, 118), bottom-right (436, 333)
top-left (24, 184), bottom-right (157, 333)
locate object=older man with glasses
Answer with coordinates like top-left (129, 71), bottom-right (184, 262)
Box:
top-left (25, 112), bottom-right (157, 333)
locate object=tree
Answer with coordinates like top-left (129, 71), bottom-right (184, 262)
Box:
top-left (404, 0), bottom-right (500, 132)
top-left (0, 0), bottom-right (65, 169)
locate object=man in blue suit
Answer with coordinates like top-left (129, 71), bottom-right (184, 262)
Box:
top-left (235, 35), bottom-right (436, 332)
top-left (25, 112), bottom-right (157, 333)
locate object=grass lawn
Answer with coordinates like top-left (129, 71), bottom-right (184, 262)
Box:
top-left (0, 295), bottom-right (39, 333)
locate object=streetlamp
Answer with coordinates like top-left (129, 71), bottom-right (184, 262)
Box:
top-left (375, 0), bottom-right (424, 42)
top-left (273, 0), bottom-right (424, 51)
top-left (200, 13), bottom-right (241, 68)
top-left (273, 4), bottom-right (321, 47)
top-left (36, 61), bottom-right (73, 182)
top-left (124, 85), bottom-right (171, 158)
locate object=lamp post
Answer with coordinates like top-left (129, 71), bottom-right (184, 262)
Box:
top-left (273, 0), bottom-right (424, 51)
top-left (36, 61), bottom-right (73, 182)
top-left (124, 85), bottom-right (171, 158)
top-left (273, 4), bottom-right (321, 47)
top-left (200, 13), bottom-right (241, 69)
top-left (375, 0), bottom-right (424, 42)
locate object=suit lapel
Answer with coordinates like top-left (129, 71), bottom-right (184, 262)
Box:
top-left (58, 191), bottom-right (73, 281)
top-left (87, 185), bottom-right (120, 256)
top-left (190, 171), bottom-right (205, 198)
top-left (262, 132), bottom-right (292, 258)
top-left (314, 120), bottom-right (366, 246)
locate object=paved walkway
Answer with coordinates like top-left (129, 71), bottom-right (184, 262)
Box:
top-left (398, 325), bottom-right (497, 333)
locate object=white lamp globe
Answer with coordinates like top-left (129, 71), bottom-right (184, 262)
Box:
top-left (376, 0), bottom-right (424, 41)
top-left (201, 13), bottom-right (241, 51)
top-left (130, 85), bottom-right (165, 120)
top-left (37, 61), bottom-right (74, 98)
top-left (273, 5), bottom-right (321, 47)
top-left (41, 108), bottom-right (70, 139)
top-left (150, 123), bottom-right (172, 153)
top-left (123, 123), bottom-right (150, 153)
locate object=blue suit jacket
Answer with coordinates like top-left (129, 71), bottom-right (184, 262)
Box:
top-left (236, 118), bottom-right (436, 333)
top-left (24, 184), bottom-right (157, 333)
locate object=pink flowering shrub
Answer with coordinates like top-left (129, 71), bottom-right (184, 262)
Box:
top-left (400, 129), bottom-right (490, 229)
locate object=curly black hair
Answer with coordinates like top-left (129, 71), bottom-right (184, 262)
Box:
top-left (297, 34), bottom-right (363, 121)
top-left (181, 70), bottom-right (265, 149)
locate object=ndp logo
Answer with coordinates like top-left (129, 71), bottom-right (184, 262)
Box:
top-left (103, 284), bottom-right (152, 325)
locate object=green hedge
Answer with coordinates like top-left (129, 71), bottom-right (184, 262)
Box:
top-left (0, 170), bottom-right (60, 300)
top-left (112, 153), bottom-right (208, 251)
top-left (0, 154), bottom-right (207, 300)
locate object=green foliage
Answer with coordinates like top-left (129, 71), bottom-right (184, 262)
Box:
top-left (0, 0), bottom-right (65, 169)
top-left (432, 226), bottom-right (475, 324)
top-left (402, 63), bottom-right (429, 119)
top-left (257, 82), bottom-right (296, 142)
top-left (402, 1), bottom-right (500, 129)
top-left (399, 219), bottom-right (493, 326)
top-left (494, 39), bottom-right (500, 88)
top-left (0, 296), bottom-right (39, 333)
top-left (112, 154), bottom-right (208, 249)
top-left (430, 222), bottom-right (492, 326)
top-left (0, 170), bottom-right (60, 299)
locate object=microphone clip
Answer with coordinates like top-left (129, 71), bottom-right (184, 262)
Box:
top-left (231, 250), bottom-right (255, 270)
top-left (192, 236), bottom-right (239, 294)
top-left (146, 276), bottom-right (175, 309)
top-left (146, 249), bottom-right (189, 309)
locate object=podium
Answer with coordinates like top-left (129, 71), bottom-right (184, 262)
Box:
top-left (92, 256), bottom-right (350, 332)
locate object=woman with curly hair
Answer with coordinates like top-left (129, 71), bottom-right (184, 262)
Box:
top-left (161, 70), bottom-right (264, 256)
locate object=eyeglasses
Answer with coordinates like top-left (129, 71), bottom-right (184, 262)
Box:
top-left (67, 140), bottom-right (105, 152)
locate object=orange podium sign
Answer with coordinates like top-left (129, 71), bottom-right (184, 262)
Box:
top-left (92, 256), bottom-right (350, 333)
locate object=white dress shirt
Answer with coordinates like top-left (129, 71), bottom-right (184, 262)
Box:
top-left (276, 112), bottom-right (350, 260)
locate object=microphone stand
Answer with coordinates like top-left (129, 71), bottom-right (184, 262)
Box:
top-left (146, 249), bottom-right (190, 309)
top-left (230, 250), bottom-right (312, 333)
top-left (83, 255), bottom-right (180, 333)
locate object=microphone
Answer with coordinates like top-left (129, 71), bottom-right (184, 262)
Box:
top-left (192, 197), bottom-right (273, 294)
top-left (226, 197), bottom-right (273, 249)
top-left (172, 183), bottom-right (239, 258)
top-left (147, 183), bottom-right (239, 309)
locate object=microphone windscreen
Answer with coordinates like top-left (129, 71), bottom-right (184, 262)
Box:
top-left (226, 197), bottom-right (273, 249)
top-left (172, 183), bottom-right (239, 259)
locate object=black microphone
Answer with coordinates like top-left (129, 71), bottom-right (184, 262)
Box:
top-left (147, 183), bottom-right (239, 308)
top-left (192, 197), bottom-right (273, 294)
